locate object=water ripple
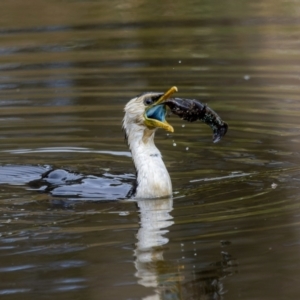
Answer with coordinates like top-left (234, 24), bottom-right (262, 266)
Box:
top-left (3, 147), bottom-right (131, 157)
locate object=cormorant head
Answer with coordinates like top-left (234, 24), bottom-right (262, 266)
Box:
top-left (123, 86), bottom-right (177, 133)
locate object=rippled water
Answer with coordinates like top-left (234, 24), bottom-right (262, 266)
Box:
top-left (1, 0), bottom-right (300, 299)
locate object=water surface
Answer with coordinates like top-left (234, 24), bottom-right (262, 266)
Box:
top-left (1, 0), bottom-right (300, 299)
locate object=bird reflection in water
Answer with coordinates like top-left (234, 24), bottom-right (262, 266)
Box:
top-left (134, 198), bottom-right (237, 300)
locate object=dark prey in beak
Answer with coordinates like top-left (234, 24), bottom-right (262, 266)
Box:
top-left (164, 98), bottom-right (228, 143)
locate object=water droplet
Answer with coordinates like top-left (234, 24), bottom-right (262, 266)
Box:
top-left (182, 124), bottom-right (185, 127)
top-left (173, 143), bottom-right (177, 147)
top-left (244, 75), bottom-right (250, 80)
top-left (179, 60), bottom-right (181, 63)
top-left (186, 147), bottom-right (189, 151)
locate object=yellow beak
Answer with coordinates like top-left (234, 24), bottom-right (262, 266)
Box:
top-left (144, 86), bottom-right (178, 132)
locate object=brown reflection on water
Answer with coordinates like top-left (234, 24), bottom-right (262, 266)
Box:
top-left (134, 198), bottom-right (237, 300)
top-left (1, 0), bottom-right (300, 299)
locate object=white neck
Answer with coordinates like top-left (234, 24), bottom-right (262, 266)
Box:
top-left (125, 122), bottom-right (172, 198)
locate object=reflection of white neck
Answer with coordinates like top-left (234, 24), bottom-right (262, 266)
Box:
top-left (134, 197), bottom-right (174, 291)
top-left (125, 122), bottom-right (172, 198)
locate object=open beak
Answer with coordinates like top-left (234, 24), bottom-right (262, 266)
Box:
top-left (144, 86), bottom-right (178, 132)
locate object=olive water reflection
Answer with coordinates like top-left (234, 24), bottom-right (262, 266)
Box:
top-left (135, 198), bottom-right (236, 300)
top-left (1, 0), bottom-right (300, 299)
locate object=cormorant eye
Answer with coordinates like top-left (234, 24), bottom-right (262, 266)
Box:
top-left (144, 97), bottom-right (154, 106)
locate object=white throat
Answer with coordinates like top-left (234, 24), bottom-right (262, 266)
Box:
top-left (125, 122), bottom-right (172, 198)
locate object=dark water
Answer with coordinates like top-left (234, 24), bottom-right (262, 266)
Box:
top-left (1, 0), bottom-right (300, 299)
